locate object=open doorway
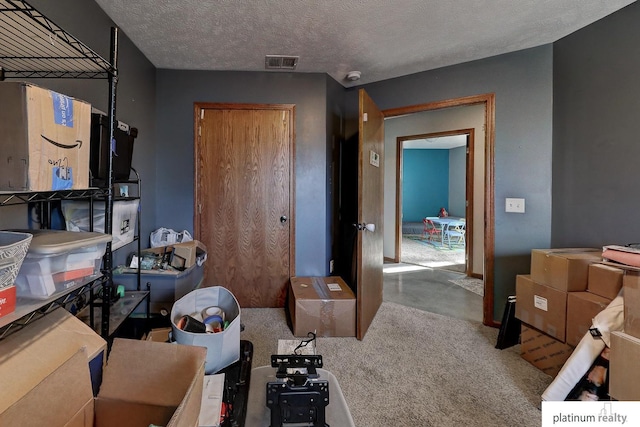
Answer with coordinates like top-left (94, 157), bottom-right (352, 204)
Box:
top-left (382, 94), bottom-right (496, 327)
top-left (397, 130), bottom-right (471, 275)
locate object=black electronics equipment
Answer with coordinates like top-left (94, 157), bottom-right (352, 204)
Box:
top-left (266, 354), bottom-right (329, 427)
top-left (90, 112), bottom-right (138, 185)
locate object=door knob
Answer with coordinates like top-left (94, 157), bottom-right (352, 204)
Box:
top-left (280, 215), bottom-right (288, 223)
top-left (354, 223), bottom-right (375, 232)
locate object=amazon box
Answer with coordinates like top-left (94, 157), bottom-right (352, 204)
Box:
top-left (565, 291), bottom-right (611, 347)
top-left (515, 274), bottom-right (567, 342)
top-left (0, 81), bottom-right (91, 191)
top-left (520, 324), bottom-right (573, 377)
top-left (530, 248), bottom-right (601, 292)
top-left (289, 276), bottom-right (356, 337)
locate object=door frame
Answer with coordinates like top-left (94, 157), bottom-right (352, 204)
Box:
top-left (193, 102), bottom-right (297, 285)
top-left (395, 128), bottom-right (475, 277)
top-left (383, 93), bottom-right (496, 327)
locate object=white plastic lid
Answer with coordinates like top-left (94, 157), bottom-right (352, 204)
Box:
top-left (12, 230), bottom-right (112, 254)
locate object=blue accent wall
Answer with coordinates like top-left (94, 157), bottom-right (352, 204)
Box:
top-left (403, 149), bottom-right (449, 221)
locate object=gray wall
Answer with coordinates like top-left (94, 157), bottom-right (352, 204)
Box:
top-left (154, 70), bottom-right (332, 277)
top-left (357, 45), bottom-right (554, 319)
top-left (552, 2), bottom-right (640, 247)
top-left (13, 0), bottom-right (157, 266)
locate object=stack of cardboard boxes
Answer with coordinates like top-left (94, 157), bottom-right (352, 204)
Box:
top-left (610, 270), bottom-right (640, 400)
top-left (515, 249), bottom-right (623, 377)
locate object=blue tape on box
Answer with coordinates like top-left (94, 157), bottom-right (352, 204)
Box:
top-left (51, 91), bottom-right (74, 127)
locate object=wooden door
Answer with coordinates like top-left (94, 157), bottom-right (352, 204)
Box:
top-left (194, 103), bottom-right (295, 308)
top-left (357, 90), bottom-right (384, 339)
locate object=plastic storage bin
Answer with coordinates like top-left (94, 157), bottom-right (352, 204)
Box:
top-left (15, 230), bottom-right (111, 299)
top-left (113, 263), bottom-right (204, 314)
top-left (90, 112), bottom-right (138, 183)
top-left (61, 199), bottom-right (139, 250)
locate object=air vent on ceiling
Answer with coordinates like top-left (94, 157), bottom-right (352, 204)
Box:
top-left (265, 55), bottom-right (299, 70)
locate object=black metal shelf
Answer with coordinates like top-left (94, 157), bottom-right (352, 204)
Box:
top-left (0, 0), bottom-right (113, 79)
top-left (0, 188), bottom-right (109, 207)
top-left (0, 274), bottom-right (106, 339)
top-left (76, 290), bottom-right (149, 337)
top-left (0, 0), bottom-right (120, 340)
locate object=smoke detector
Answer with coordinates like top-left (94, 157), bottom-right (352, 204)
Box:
top-left (346, 71), bottom-right (361, 81)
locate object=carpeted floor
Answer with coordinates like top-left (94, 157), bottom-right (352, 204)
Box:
top-left (449, 276), bottom-right (484, 297)
top-left (401, 234), bottom-right (466, 273)
top-left (240, 302), bottom-right (552, 427)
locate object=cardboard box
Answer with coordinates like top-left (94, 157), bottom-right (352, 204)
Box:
top-left (288, 276), bottom-right (356, 337)
top-left (530, 248), bottom-right (601, 292)
top-left (0, 338), bottom-right (206, 427)
top-left (171, 286), bottom-right (241, 374)
top-left (171, 240), bottom-right (207, 269)
top-left (143, 327), bottom-right (172, 342)
top-left (520, 324), bottom-right (573, 377)
top-left (0, 285), bottom-right (16, 319)
top-left (94, 339), bottom-right (205, 427)
top-left (515, 274), bottom-right (567, 341)
top-left (623, 271), bottom-right (640, 339)
top-left (0, 308), bottom-right (107, 414)
top-left (0, 82), bottom-right (91, 191)
top-left (142, 240), bottom-right (207, 270)
top-left (587, 263), bottom-right (623, 300)
top-left (610, 331), bottom-right (640, 401)
top-left (565, 291), bottom-right (611, 347)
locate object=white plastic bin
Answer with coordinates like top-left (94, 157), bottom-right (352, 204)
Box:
top-left (61, 199), bottom-right (139, 250)
top-left (15, 230), bottom-right (111, 299)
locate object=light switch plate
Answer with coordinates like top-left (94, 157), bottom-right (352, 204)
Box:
top-left (506, 198), bottom-right (525, 213)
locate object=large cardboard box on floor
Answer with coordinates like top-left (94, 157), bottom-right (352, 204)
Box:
top-left (609, 331), bottom-right (640, 400)
top-left (289, 276), bottom-right (356, 337)
top-left (0, 337), bottom-right (206, 426)
top-left (0, 82), bottom-right (91, 191)
top-left (520, 324), bottom-right (573, 377)
top-left (587, 263), bottom-right (623, 300)
top-left (515, 274), bottom-right (568, 342)
top-left (565, 291), bottom-right (611, 347)
top-left (530, 248), bottom-right (601, 292)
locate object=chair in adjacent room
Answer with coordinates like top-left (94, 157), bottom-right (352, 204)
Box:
top-left (423, 218), bottom-right (442, 242)
top-left (442, 220), bottom-right (465, 248)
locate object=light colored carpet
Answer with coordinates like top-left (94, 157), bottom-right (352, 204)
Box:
top-left (401, 235), bottom-right (465, 273)
top-left (449, 276), bottom-right (484, 296)
top-left (240, 302), bottom-right (552, 427)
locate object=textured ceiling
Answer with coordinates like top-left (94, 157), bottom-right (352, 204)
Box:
top-left (94, 0), bottom-right (635, 87)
